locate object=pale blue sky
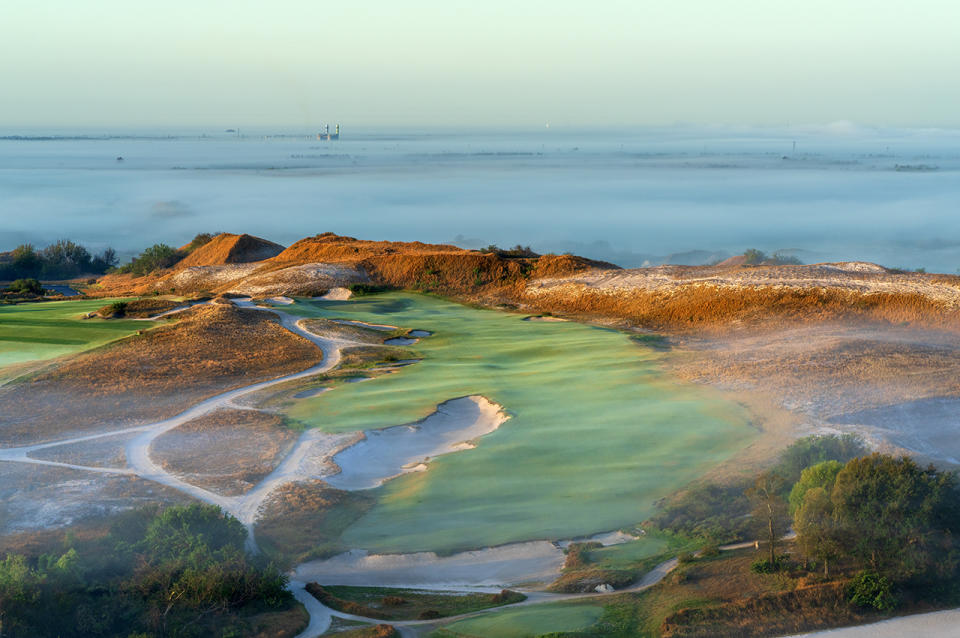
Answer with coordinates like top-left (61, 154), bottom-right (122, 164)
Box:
top-left (2, 0), bottom-right (958, 128)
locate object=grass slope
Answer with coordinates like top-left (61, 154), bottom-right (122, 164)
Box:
top-left (276, 293), bottom-right (756, 554)
top-left (431, 603), bottom-right (604, 638)
top-left (0, 299), bottom-right (142, 382)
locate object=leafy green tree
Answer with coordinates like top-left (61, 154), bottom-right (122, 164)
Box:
top-left (775, 434), bottom-right (867, 486)
top-left (848, 571), bottom-right (897, 610)
top-left (128, 244), bottom-right (180, 275)
top-left (788, 460), bottom-right (843, 514)
top-left (742, 248), bottom-right (767, 265)
top-left (831, 454), bottom-right (960, 579)
top-left (795, 487), bottom-right (841, 575)
top-left (11, 244), bottom-right (41, 277)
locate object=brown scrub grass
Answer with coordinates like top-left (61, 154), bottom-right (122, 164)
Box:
top-left (0, 303), bottom-right (323, 445)
top-left (151, 408), bottom-right (299, 496)
top-left (254, 480), bottom-right (375, 569)
top-left (598, 546), bottom-right (883, 638)
top-left (522, 284), bottom-right (960, 336)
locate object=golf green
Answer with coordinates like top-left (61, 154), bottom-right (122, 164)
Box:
top-left (277, 293), bottom-right (756, 554)
top-left (0, 299), bottom-right (143, 383)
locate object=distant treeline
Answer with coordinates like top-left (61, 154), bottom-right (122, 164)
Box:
top-left (0, 233), bottom-right (217, 281)
top-left (0, 240), bottom-right (117, 280)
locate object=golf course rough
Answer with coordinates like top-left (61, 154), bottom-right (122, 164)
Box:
top-left (0, 298), bottom-right (142, 383)
top-left (278, 293), bottom-right (757, 554)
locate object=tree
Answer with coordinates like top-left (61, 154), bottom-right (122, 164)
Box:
top-left (40, 239), bottom-right (92, 278)
top-left (795, 487), bottom-right (841, 575)
top-left (5, 278), bottom-right (44, 295)
top-left (775, 434), bottom-right (866, 486)
top-left (747, 471), bottom-right (789, 566)
top-left (831, 454), bottom-right (960, 580)
top-left (128, 244), bottom-right (180, 275)
top-left (788, 460), bottom-right (843, 514)
top-left (742, 248), bottom-right (767, 265)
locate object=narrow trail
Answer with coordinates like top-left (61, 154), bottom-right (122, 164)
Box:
top-left (0, 300), bottom-right (356, 550)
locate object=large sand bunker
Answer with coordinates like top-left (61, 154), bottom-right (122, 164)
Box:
top-left (326, 396), bottom-right (508, 490)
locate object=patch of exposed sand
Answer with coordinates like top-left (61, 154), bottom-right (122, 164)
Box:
top-left (786, 608), bottom-right (960, 637)
top-left (331, 319), bottom-right (397, 331)
top-left (325, 396), bottom-right (509, 491)
top-left (523, 315), bottom-right (568, 322)
top-left (294, 540), bottom-right (566, 589)
top-left (227, 263), bottom-right (367, 297)
top-left (317, 287), bottom-right (353, 301)
top-left (384, 336), bottom-right (418, 346)
top-left (151, 409), bottom-right (300, 496)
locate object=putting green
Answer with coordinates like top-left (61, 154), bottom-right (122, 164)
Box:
top-left (0, 299), bottom-right (143, 383)
top-left (278, 293), bottom-right (756, 554)
top-left (432, 602), bottom-right (604, 637)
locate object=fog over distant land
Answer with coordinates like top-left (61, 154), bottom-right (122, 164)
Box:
top-left (2, 126), bottom-right (960, 272)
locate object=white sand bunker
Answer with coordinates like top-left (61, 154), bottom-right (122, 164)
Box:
top-left (332, 319), bottom-right (397, 331)
top-left (265, 296), bottom-right (294, 305)
top-left (523, 315), bottom-right (567, 322)
top-left (787, 608), bottom-right (960, 637)
top-left (316, 287), bottom-right (353, 301)
top-left (294, 540), bottom-right (564, 589)
top-left (325, 396), bottom-right (509, 491)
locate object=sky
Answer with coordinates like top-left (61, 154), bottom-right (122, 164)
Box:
top-left (2, 0), bottom-right (959, 128)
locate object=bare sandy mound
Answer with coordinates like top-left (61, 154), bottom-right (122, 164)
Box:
top-left (176, 233), bottom-right (285, 268)
top-left (151, 409), bottom-right (299, 496)
top-left (294, 540), bottom-right (566, 589)
top-left (0, 304), bottom-right (323, 446)
top-left (787, 609), bottom-right (960, 637)
top-left (325, 396), bottom-right (509, 491)
top-left (225, 263), bottom-right (367, 297)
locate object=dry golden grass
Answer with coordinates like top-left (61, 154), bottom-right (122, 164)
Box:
top-left (524, 284), bottom-right (960, 335)
top-left (151, 409), bottom-right (299, 495)
top-left (96, 297), bottom-right (182, 318)
top-left (0, 304), bottom-right (322, 445)
top-left (255, 480), bottom-right (375, 568)
top-left (177, 233), bottom-right (284, 268)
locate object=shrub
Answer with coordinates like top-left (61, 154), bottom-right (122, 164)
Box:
top-left (678, 551), bottom-right (696, 564)
top-left (699, 542), bottom-right (721, 558)
top-left (6, 278), bottom-right (44, 295)
top-left (750, 555), bottom-right (790, 574)
top-left (848, 571), bottom-right (897, 611)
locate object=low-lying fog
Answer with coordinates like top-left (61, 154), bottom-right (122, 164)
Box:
top-left (3, 125), bottom-right (960, 271)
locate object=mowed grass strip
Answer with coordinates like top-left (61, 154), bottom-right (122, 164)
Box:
top-left (278, 293), bottom-right (756, 554)
top-left (431, 602), bottom-right (604, 638)
top-left (0, 299), bottom-right (143, 378)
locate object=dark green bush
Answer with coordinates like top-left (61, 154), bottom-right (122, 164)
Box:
top-left (848, 571), bottom-right (897, 611)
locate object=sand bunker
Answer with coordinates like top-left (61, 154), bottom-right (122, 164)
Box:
top-left (265, 296), bottom-right (294, 305)
top-left (788, 608), bottom-right (960, 637)
top-left (316, 287), bottom-right (353, 301)
top-left (524, 315), bottom-right (568, 322)
top-left (384, 336), bottom-right (418, 346)
top-left (294, 540), bottom-right (565, 589)
top-left (325, 396), bottom-right (509, 491)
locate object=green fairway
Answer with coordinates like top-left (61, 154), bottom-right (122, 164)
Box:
top-left (276, 293), bottom-right (757, 554)
top-left (0, 299), bottom-right (143, 382)
top-left (432, 602), bottom-right (604, 637)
